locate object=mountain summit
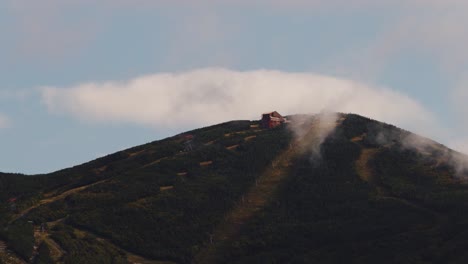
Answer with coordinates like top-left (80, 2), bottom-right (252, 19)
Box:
top-left (1, 113), bottom-right (468, 264)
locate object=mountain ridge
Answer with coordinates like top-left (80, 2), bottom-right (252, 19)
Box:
top-left (2, 113), bottom-right (468, 264)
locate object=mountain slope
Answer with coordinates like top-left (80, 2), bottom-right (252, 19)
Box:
top-left (221, 115), bottom-right (468, 264)
top-left (2, 114), bottom-right (468, 264)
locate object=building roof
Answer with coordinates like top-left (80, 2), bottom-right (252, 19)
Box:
top-left (262, 111), bottom-right (283, 118)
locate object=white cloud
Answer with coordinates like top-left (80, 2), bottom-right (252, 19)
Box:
top-left (41, 68), bottom-right (436, 135)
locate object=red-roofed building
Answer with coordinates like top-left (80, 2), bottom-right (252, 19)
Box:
top-left (261, 111), bottom-right (286, 128)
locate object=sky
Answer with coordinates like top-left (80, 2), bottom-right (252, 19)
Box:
top-left (2, 0), bottom-right (468, 174)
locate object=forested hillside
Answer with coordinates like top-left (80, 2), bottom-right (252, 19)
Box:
top-left (2, 114), bottom-right (468, 264)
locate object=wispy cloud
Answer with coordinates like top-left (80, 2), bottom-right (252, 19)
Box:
top-left (6, 0), bottom-right (468, 58)
top-left (4, 0), bottom-right (104, 60)
top-left (41, 68), bottom-right (435, 134)
top-left (0, 114), bottom-right (10, 129)
top-left (6, 0), bottom-right (468, 74)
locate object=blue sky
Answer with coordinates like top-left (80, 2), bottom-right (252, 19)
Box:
top-left (1, 1), bottom-right (468, 174)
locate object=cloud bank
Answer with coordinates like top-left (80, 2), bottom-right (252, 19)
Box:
top-left (41, 68), bottom-right (435, 134)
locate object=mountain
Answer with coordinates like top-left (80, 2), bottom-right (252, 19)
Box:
top-left (2, 113), bottom-right (468, 264)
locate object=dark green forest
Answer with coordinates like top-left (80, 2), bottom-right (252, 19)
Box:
top-left (2, 114), bottom-right (468, 263)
